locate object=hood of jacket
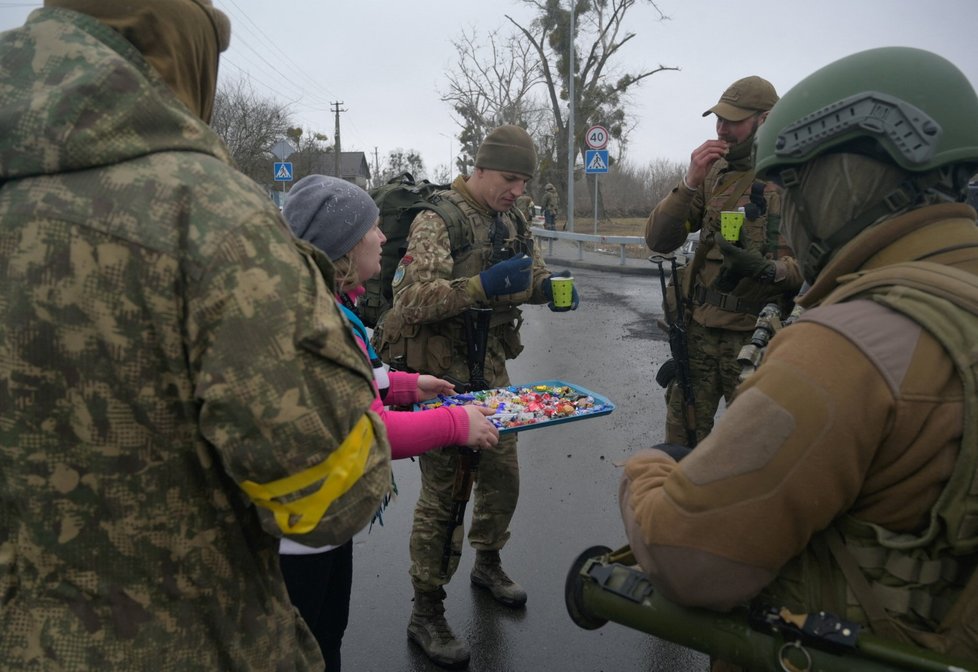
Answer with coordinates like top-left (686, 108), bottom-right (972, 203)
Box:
top-left (0, 7), bottom-right (231, 184)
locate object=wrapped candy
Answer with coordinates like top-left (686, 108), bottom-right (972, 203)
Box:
top-left (415, 382), bottom-right (612, 432)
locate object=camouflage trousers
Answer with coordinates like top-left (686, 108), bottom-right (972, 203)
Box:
top-left (664, 320), bottom-right (751, 446)
top-left (409, 432), bottom-right (520, 592)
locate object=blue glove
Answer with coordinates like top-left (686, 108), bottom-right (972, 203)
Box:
top-left (479, 255), bottom-right (532, 297)
top-left (542, 270), bottom-right (580, 312)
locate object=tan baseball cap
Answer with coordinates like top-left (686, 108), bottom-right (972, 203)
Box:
top-left (702, 76), bottom-right (779, 122)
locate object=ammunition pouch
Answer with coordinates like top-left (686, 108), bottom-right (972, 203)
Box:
top-left (376, 320), bottom-right (452, 375)
top-left (495, 316), bottom-right (523, 360)
top-left (374, 306), bottom-right (523, 378)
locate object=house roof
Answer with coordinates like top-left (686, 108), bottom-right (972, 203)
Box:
top-left (309, 151), bottom-right (371, 179)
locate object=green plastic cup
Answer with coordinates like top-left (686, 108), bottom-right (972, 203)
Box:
top-left (550, 276), bottom-right (575, 309)
top-left (720, 210), bottom-right (745, 242)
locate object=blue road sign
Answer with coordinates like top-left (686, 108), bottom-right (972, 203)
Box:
top-left (273, 162), bottom-right (294, 182)
top-left (585, 150), bottom-right (609, 174)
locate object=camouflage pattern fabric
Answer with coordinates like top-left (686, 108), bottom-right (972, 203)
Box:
top-left (409, 431), bottom-right (520, 590)
top-left (663, 321), bottom-right (748, 444)
top-left (374, 179), bottom-right (551, 378)
top-left (515, 193), bottom-right (534, 223)
top-left (0, 10), bottom-right (390, 670)
top-left (646, 161), bottom-right (802, 331)
top-left (375, 176), bottom-right (551, 592)
top-left (647, 160), bottom-right (804, 446)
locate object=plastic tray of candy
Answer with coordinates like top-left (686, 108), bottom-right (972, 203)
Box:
top-left (413, 379), bottom-right (615, 434)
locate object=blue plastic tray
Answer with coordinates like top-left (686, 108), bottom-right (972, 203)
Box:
top-left (414, 379), bottom-right (615, 434)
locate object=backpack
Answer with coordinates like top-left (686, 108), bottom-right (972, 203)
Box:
top-left (359, 172), bottom-right (471, 328)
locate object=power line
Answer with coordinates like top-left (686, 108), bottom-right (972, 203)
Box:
top-left (214, 0), bottom-right (338, 107)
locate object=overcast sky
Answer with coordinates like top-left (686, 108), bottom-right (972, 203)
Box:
top-left (2, 0), bottom-right (976, 179)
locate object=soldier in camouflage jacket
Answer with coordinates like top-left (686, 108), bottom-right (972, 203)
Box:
top-left (645, 76), bottom-right (803, 446)
top-left (375, 125), bottom-right (577, 667)
top-left (0, 3), bottom-right (390, 670)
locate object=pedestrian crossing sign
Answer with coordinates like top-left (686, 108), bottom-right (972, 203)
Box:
top-left (273, 162), bottom-right (293, 182)
top-left (585, 150), bottom-right (609, 174)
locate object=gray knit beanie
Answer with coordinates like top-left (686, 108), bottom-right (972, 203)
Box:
top-left (475, 125), bottom-right (537, 178)
top-left (283, 175), bottom-right (380, 260)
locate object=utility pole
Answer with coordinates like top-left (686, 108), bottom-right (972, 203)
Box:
top-left (331, 100), bottom-right (345, 179)
top-left (566, 4), bottom-right (575, 233)
top-left (373, 146), bottom-right (380, 187)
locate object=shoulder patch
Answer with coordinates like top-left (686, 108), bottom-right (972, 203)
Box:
top-left (400, 255), bottom-right (414, 266)
top-left (392, 263), bottom-right (406, 287)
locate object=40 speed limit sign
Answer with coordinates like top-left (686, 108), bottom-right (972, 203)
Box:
top-left (585, 124), bottom-right (609, 150)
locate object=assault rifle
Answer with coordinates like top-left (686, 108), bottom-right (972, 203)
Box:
top-left (565, 545), bottom-right (974, 672)
top-left (650, 254), bottom-right (697, 448)
top-left (440, 306), bottom-right (493, 576)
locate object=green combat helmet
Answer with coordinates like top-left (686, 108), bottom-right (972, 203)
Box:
top-left (753, 46), bottom-right (978, 280)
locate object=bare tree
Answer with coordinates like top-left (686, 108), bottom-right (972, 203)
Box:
top-left (441, 27), bottom-right (549, 176)
top-left (374, 148), bottom-right (428, 185)
top-left (211, 78), bottom-right (293, 188)
top-left (506, 0), bottom-right (679, 213)
top-left (573, 156), bottom-right (683, 219)
top-left (285, 127), bottom-right (334, 183)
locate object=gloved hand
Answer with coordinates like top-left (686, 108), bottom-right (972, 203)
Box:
top-left (541, 269), bottom-right (580, 312)
top-left (743, 181), bottom-right (768, 221)
top-left (479, 254), bottom-right (532, 297)
top-left (715, 237), bottom-right (776, 292)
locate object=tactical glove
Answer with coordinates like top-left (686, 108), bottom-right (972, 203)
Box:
top-left (479, 254), bottom-right (532, 297)
top-left (743, 182), bottom-right (768, 221)
top-left (541, 269), bottom-right (580, 312)
top-left (715, 237), bottom-right (776, 292)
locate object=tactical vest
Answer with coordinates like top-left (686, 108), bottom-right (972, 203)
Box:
top-left (765, 262), bottom-right (978, 661)
top-left (683, 164), bottom-right (791, 329)
top-left (374, 190), bottom-right (533, 379)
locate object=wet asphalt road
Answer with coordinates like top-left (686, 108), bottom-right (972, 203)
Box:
top-left (344, 265), bottom-right (710, 672)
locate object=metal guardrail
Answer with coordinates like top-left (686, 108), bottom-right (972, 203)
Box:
top-left (530, 226), bottom-right (646, 266)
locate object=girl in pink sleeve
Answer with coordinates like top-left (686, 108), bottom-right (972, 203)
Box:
top-left (280, 174), bottom-right (498, 670)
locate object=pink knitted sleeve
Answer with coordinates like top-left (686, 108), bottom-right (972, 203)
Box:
top-left (379, 403), bottom-right (471, 460)
top-left (345, 316), bottom-right (467, 459)
top-left (384, 371), bottom-right (421, 406)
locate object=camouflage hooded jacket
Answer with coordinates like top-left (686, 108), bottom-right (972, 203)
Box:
top-left (0, 8), bottom-right (390, 671)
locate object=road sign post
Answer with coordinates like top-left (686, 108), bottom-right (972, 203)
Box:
top-left (584, 126), bottom-right (609, 233)
top-left (273, 162), bottom-right (293, 202)
top-left (584, 149), bottom-right (609, 234)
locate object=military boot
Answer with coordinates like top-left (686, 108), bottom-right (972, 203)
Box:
top-left (407, 588), bottom-right (470, 669)
top-left (470, 550), bottom-right (527, 607)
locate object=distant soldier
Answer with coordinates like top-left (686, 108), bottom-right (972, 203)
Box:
top-left (542, 182), bottom-right (559, 230)
top-left (515, 192), bottom-right (535, 224)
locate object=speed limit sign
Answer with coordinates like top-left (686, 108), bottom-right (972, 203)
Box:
top-left (585, 124), bottom-right (609, 150)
